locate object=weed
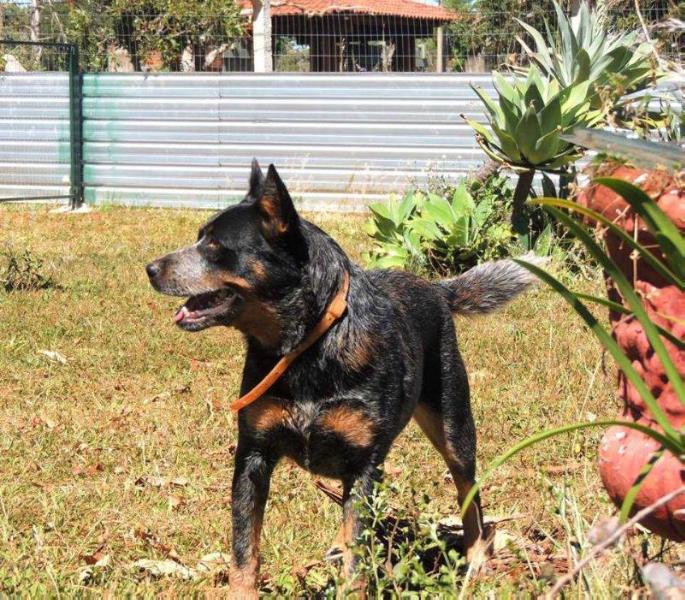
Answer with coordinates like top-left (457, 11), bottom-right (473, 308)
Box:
top-left (0, 247), bottom-right (56, 292)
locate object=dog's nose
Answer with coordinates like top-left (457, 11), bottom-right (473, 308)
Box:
top-left (146, 261), bottom-right (161, 279)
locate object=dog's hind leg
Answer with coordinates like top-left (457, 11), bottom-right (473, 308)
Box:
top-left (413, 319), bottom-right (491, 565)
top-left (413, 401), bottom-right (489, 564)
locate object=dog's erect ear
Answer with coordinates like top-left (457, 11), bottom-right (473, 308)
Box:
top-left (256, 164), bottom-right (299, 240)
top-left (248, 158), bottom-right (265, 197)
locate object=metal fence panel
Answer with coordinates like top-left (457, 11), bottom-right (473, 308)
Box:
top-left (0, 72), bottom-right (71, 201)
top-left (81, 72), bottom-right (493, 211)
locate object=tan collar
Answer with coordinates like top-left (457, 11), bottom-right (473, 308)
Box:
top-left (231, 271), bottom-right (350, 413)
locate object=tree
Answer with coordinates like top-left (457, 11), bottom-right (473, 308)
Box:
top-left (41, 0), bottom-right (245, 71)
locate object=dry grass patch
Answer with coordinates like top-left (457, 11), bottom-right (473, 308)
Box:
top-left (0, 204), bottom-right (679, 596)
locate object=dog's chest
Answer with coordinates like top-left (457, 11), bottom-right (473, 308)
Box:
top-left (242, 397), bottom-right (374, 476)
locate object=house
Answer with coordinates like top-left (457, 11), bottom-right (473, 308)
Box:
top-left (241, 0), bottom-right (458, 72)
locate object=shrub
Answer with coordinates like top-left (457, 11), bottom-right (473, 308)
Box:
top-left (364, 172), bottom-right (515, 275)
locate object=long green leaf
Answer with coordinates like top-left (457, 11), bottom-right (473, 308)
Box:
top-left (594, 178), bottom-right (685, 280)
top-left (531, 197), bottom-right (683, 288)
top-left (493, 71), bottom-right (518, 106)
top-left (576, 293), bottom-right (685, 350)
top-left (515, 19), bottom-right (553, 70)
top-left (538, 95), bottom-right (562, 135)
top-left (532, 129), bottom-right (560, 163)
top-left (492, 123), bottom-right (523, 162)
top-left (546, 209), bottom-right (685, 407)
top-left (461, 419), bottom-right (682, 514)
top-left (619, 447), bottom-right (665, 522)
top-left (472, 85), bottom-right (504, 123)
top-left (464, 117), bottom-right (496, 146)
top-left (516, 104), bottom-right (542, 164)
top-left (516, 258), bottom-right (681, 437)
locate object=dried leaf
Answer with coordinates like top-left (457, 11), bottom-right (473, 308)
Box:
top-left (168, 495), bottom-right (184, 511)
top-left (314, 480), bottom-right (343, 505)
top-left (133, 528), bottom-right (175, 557)
top-left (32, 415), bottom-right (56, 429)
top-left (196, 552), bottom-right (230, 574)
top-left (72, 464), bottom-right (104, 477)
top-left (132, 559), bottom-right (197, 580)
top-left (39, 350), bottom-right (67, 364)
top-left (135, 475), bottom-right (167, 488)
top-left (293, 559), bottom-right (322, 580)
top-left (81, 548), bottom-right (110, 567)
top-left (385, 463), bottom-right (402, 477)
top-left (79, 550), bottom-right (110, 585)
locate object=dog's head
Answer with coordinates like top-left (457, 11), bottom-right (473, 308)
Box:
top-left (146, 160), bottom-right (306, 343)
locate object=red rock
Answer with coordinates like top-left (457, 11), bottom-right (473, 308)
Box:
top-left (578, 165), bottom-right (685, 542)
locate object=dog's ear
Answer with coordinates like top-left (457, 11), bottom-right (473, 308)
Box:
top-left (256, 164), bottom-right (300, 240)
top-left (247, 158), bottom-right (265, 198)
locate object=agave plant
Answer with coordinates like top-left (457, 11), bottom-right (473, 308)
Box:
top-left (515, 0), bottom-right (653, 107)
top-left (465, 66), bottom-right (603, 233)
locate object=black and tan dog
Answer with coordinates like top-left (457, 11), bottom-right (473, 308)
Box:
top-left (146, 161), bottom-right (538, 597)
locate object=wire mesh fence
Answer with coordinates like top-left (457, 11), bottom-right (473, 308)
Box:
top-left (0, 0), bottom-right (681, 73)
top-left (0, 39), bottom-right (82, 206)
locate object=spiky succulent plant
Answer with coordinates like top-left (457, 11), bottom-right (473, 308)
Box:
top-left (465, 67), bottom-right (603, 171)
top-left (515, 1), bottom-right (653, 106)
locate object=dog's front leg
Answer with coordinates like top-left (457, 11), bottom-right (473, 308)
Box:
top-left (230, 446), bottom-right (273, 599)
top-left (337, 464), bottom-right (382, 598)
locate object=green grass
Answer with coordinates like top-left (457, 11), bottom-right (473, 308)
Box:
top-left (0, 205), bottom-right (677, 596)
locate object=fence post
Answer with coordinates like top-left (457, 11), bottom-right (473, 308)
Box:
top-left (252, 0), bottom-right (273, 72)
top-left (68, 43), bottom-right (84, 209)
top-left (436, 26), bottom-right (444, 72)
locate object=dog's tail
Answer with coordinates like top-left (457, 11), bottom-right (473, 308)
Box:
top-left (435, 256), bottom-right (544, 316)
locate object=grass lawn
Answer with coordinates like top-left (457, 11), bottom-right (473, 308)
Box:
top-left (0, 205), bottom-right (679, 597)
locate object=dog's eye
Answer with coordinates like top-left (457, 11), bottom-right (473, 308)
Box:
top-left (205, 239), bottom-right (221, 252)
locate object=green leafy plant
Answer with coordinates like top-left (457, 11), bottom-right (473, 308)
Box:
top-left (462, 177), bottom-right (685, 524)
top-left (466, 67), bottom-right (603, 233)
top-left (364, 175), bottom-right (515, 275)
top-left (351, 480), bottom-right (466, 595)
top-left (515, 0), bottom-right (653, 107)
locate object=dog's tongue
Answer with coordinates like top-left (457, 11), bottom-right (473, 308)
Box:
top-left (175, 306), bottom-right (189, 323)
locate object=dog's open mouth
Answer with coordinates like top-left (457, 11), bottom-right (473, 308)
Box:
top-left (175, 288), bottom-right (241, 329)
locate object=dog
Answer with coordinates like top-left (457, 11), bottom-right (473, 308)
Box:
top-left (146, 160), bottom-right (538, 597)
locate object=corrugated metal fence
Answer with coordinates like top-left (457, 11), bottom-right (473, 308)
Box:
top-left (3, 72), bottom-right (496, 211)
top-left (0, 73), bottom-right (71, 201)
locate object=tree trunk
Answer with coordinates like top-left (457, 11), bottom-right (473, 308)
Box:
top-left (511, 168), bottom-right (535, 236)
top-left (30, 0), bottom-right (42, 64)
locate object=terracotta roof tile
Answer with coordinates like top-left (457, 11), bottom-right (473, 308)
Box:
top-left (241, 0), bottom-right (458, 21)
